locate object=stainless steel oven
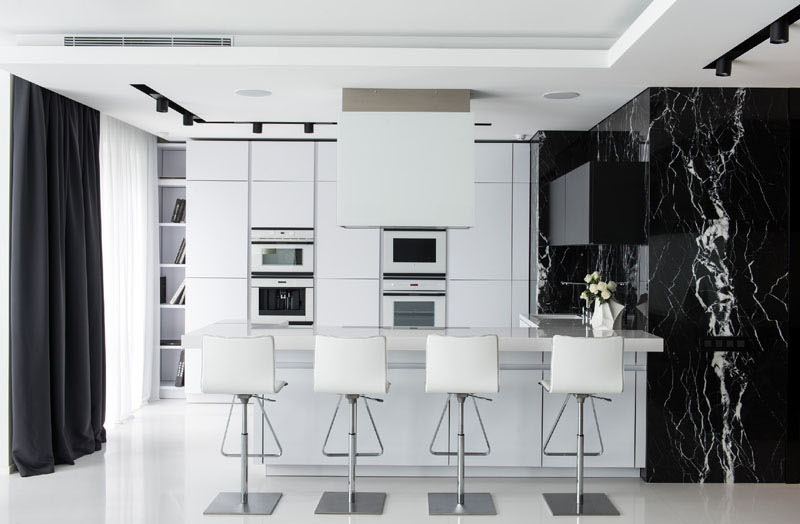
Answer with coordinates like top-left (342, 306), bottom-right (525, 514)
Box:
top-left (382, 277), bottom-right (446, 328)
top-left (382, 229), bottom-right (446, 275)
top-left (251, 277), bottom-right (314, 325)
top-left (251, 228), bottom-right (314, 274)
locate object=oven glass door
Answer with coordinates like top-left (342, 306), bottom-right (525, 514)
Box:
top-left (383, 294), bottom-right (445, 327)
top-left (251, 244), bottom-right (313, 273)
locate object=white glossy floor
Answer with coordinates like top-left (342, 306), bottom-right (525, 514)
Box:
top-left (1, 400), bottom-right (798, 524)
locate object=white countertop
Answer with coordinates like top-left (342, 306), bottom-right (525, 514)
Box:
top-left (181, 314), bottom-right (663, 353)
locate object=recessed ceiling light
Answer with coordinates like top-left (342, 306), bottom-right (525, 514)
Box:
top-left (235, 89), bottom-right (272, 97)
top-left (542, 91), bottom-right (580, 100)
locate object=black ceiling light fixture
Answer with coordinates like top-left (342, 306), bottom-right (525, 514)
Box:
top-left (770, 19), bottom-right (790, 44)
top-left (705, 5), bottom-right (799, 76)
top-left (252, 122), bottom-right (263, 134)
top-left (304, 122), bottom-right (314, 134)
top-left (156, 95), bottom-right (169, 113)
top-left (183, 113), bottom-right (194, 126)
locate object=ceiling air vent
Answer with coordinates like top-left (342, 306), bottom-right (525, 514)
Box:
top-left (63, 35), bottom-right (233, 47)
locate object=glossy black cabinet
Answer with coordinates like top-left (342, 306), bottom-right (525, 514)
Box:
top-left (547, 161), bottom-right (646, 245)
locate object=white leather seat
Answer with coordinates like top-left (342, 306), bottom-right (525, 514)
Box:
top-left (545, 335), bottom-right (623, 395)
top-left (202, 335), bottom-right (286, 395)
top-left (314, 335), bottom-right (388, 395)
top-left (425, 334), bottom-right (499, 394)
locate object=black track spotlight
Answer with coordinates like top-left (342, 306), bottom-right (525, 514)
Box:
top-left (715, 57), bottom-right (732, 77)
top-left (304, 122), bottom-right (314, 134)
top-left (183, 113), bottom-right (194, 126)
top-left (252, 122), bottom-right (263, 134)
top-left (156, 96), bottom-right (169, 113)
top-left (770, 20), bottom-right (789, 44)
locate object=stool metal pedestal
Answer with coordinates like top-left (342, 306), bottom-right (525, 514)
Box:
top-left (315, 394), bottom-right (387, 515)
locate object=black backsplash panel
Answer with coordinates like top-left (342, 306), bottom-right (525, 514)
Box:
top-left (535, 87), bottom-right (795, 482)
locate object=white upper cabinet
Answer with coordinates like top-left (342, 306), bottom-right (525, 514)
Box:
top-left (251, 141), bottom-right (315, 181)
top-left (251, 181), bottom-right (314, 228)
top-left (186, 180), bottom-right (248, 278)
top-left (512, 183), bottom-right (530, 281)
top-left (475, 142), bottom-right (512, 182)
top-left (315, 181), bottom-right (379, 278)
top-left (447, 280), bottom-right (512, 327)
top-left (512, 143), bottom-right (531, 183)
top-left (448, 183), bottom-right (512, 280)
top-left (186, 140), bottom-right (248, 181)
top-left (316, 142), bottom-right (337, 182)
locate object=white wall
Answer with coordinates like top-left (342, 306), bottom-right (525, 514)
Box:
top-left (1, 70), bottom-right (11, 473)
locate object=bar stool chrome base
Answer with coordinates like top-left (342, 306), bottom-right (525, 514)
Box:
top-left (428, 492), bottom-right (496, 515)
top-left (315, 491), bottom-right (386, 515)
top-left (543, 493), bottom-right (619, 516)
top-left (204, 492), bottom-right (282, 515)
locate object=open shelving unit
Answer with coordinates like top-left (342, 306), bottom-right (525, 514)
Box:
top-left (157, 142), bottom-right (187, 399)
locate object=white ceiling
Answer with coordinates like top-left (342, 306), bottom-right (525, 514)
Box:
top-left (0, 0), bottom-right (798, 141)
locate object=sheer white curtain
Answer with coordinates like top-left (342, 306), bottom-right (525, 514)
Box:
top-left (99, 114), bottom-right (159, 424)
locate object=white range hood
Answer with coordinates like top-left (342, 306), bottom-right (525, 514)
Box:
top-left (337, 111), bottom-right (475, 228)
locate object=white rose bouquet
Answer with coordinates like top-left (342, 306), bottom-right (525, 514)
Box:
top-left (579, 271), bottom-right (617, 305)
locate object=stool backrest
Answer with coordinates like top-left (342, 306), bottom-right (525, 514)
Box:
top-left (550, 335), bottom-right (623, 394)
top-left (425, 334), bottom-right (499, 394)
top-left (314, 335), bottom-right (388, 394)
top-left (201, 335), bottom-right (277, 395)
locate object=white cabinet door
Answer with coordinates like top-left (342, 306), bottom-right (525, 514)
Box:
top-left (251, 141), bottom-right (314, 181)
top-left (452, 370), bottom-right (542, 467)
top-left (448, 183), bottom-right (512, 280)
top-left (511, 280), bottom-right (529, 328)
top-left (447, 280), bottom-right (511, 327)
top-left (251, 181), bottom-right (314, 228)
top-left (186, 140), bottom-right (248, 181)
top-left (315, 279), bottom-right (379, 326)
top-left (475, 143), bottom-right (512, 182)
top-left (315, 181), bottom-right (379, 278)
top-left (316, 141), bottom-right (337, 182)
top-left (185, 277), bottom-right (247, 332)
top-left (541, 370), bottom-right (636, 468)
top-left (186, 181), bottom-right (248, 278)
top-left (512, 182), bottom-right (530, 281)
top-left (512, 143), bottom-right (531, 183)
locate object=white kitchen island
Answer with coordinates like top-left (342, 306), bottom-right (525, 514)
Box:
top-left (181, 316), bottom-right (662, 477)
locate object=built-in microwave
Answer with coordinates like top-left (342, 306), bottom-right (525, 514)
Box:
top-left (382, 277), bottom-right (446, 328)
top-left (382, 229), bottom-right (447, 275)
top-left (251, 228), bottom-right (314, 274)
top-left (251, 277), bottom-right (314, 325)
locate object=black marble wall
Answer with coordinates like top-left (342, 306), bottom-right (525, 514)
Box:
top-left (534, 87), bottom-right (798, 483)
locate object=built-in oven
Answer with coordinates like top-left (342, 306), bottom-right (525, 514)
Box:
top-left (251, 277), bottom-right (314, 325)
top-left (382, 277), bottom-right (446, 328)
top-left (382, 229), bottom-right (446, 276)
top-left (251, 228), bottom-right (314, 274)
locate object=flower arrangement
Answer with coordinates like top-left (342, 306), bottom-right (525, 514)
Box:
top-left (580, 271), bottom-right (617, 305)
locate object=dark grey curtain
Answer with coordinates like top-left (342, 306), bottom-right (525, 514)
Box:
top-left (10, 77), bottom-right (106, 476)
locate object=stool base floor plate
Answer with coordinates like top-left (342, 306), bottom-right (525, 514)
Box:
top-left (314, 491), bottom-right (387, 515)
top-left (428, 492), bottom-right (497, 515)
top-left (203, 492), bottom-right (282, 515)
top-left (543, 493), bottom-right (620, 516)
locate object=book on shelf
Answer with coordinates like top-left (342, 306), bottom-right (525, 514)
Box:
top-left (169, 279), bottom-right (186, 305)
top-left (160, 276), bottom-right (166, 303)
top-left (174, 350), bottom-right (185, 387)
top-left (173, 238), bottom-right (186, 264)
top-left (170, 198), bottom-right (186, 223)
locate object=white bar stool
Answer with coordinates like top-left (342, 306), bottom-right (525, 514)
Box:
top-left (313, 335), bottom-right (389, 515)
top-left (201, 335), bottom-right (287, 515)
top-left (426, 334), bottom-right (499, 515)
top-left (540, 334), bottom-right (623, 516)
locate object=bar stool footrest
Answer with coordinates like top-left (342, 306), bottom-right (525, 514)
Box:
top-left (203, 492), bottom-right (282, 515)
top-left (314, 491), bottom-right (386, 515)
top-left (427, 492), bottom-right (497, 515)
top-left (543, 493), bottom-right (619, 516)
